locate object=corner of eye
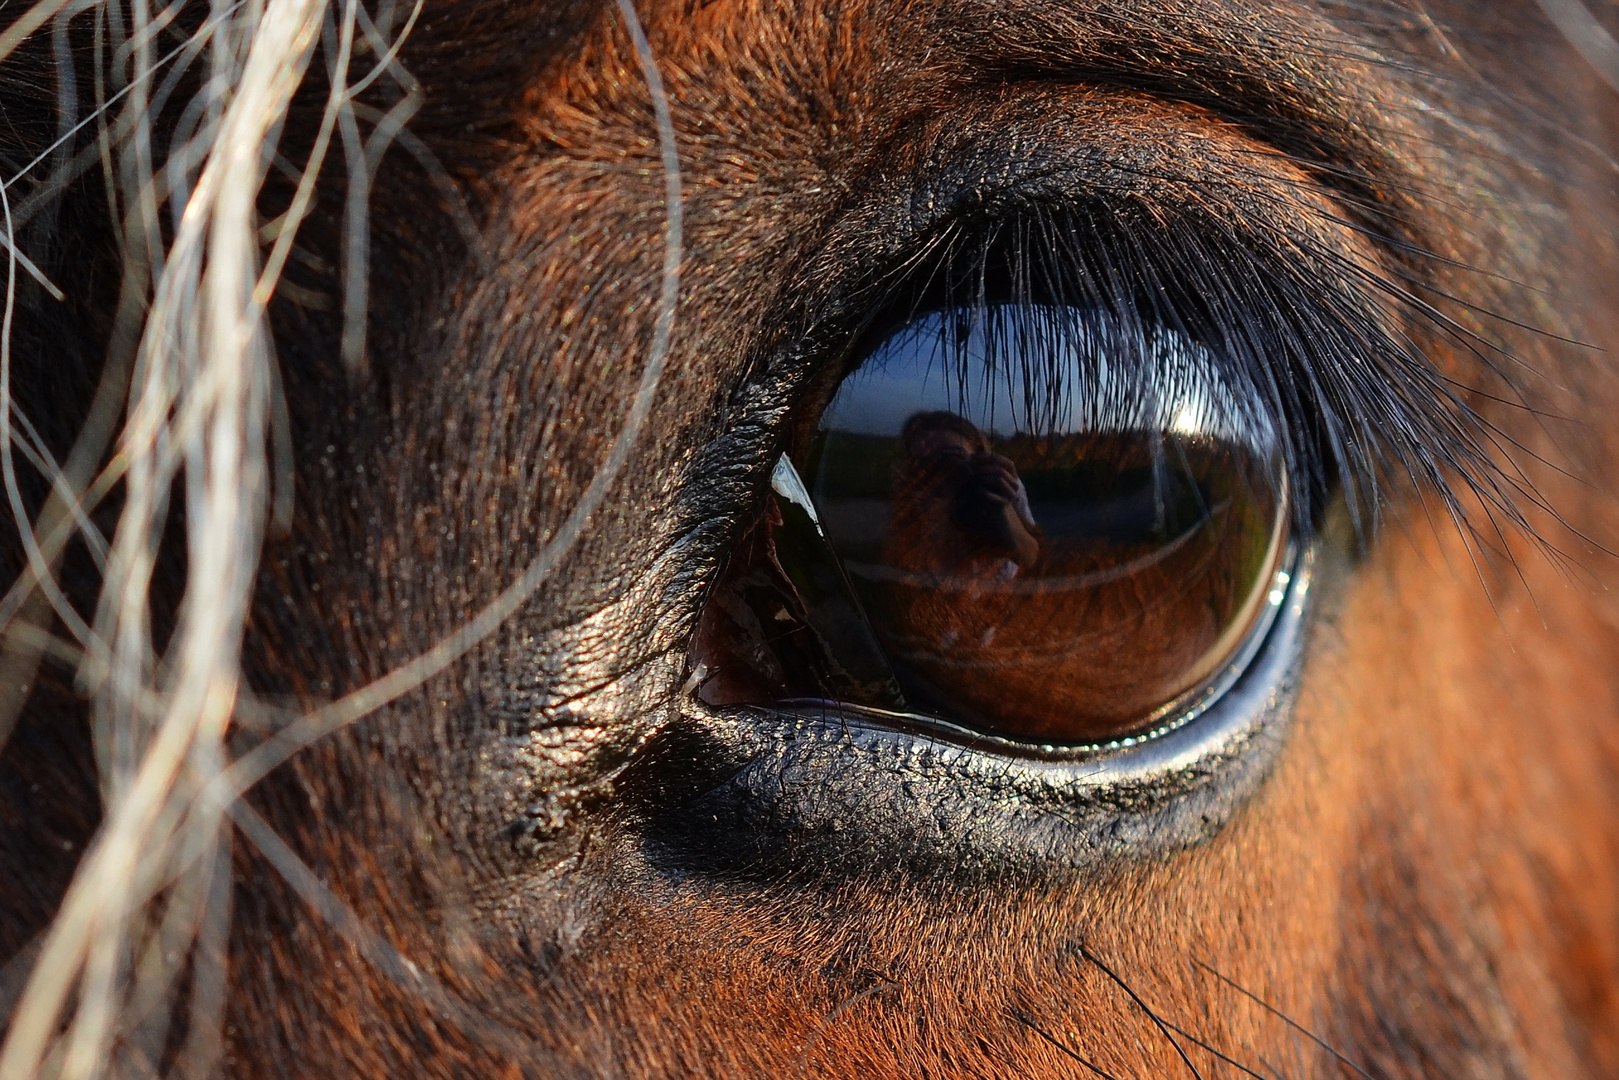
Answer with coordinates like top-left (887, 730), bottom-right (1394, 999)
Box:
top-left (679, 660), bottom-right (710, 697)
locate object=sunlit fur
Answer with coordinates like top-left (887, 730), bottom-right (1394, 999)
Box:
top-left (3, 0), bottom-right (1619, 1077)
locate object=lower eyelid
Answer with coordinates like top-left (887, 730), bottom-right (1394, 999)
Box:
top-left (655, 541), bottom-right (1311, 881)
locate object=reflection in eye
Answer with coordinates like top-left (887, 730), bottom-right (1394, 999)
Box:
top-left (695, 304), bottom-right (1292, 747)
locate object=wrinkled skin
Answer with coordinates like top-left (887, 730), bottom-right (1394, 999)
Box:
top-left (5, 0), bottom-right (1619, 1076)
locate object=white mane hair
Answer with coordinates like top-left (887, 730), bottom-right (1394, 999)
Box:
top-left (0, 0), bottom-right (677, 1073)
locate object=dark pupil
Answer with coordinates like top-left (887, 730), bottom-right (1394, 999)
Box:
top-left (699, 306), bottom-right (1288, 746)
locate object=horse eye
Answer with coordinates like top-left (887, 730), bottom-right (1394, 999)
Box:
top-left (694, 303), bottom-right (1292, 748)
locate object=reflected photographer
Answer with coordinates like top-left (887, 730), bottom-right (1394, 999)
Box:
top-left (886, 411), bottom-right (1042, 582)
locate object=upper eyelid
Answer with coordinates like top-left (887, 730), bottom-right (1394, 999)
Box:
top-left (928, 0), bottom-right (1406, 204)
top-left (729, 92), bottom-right (1511, 560)
top-left (794, 91), bottom-right (1399, 304)
top-left (762, 93), bottom-right (1405, 429)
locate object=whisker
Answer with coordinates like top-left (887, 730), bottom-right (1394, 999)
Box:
top-left (1006, 1009), bottom-right (1127, 1080)
top-left (1078, 945), bottom-right (1206, 1080)
top-left (1157, 1015), bottom-right (1281, 1080)
top-left (1255, 1052), bottom-right (1288, 1080)
top-left (1191, 959), bottom-right (1380, 1080)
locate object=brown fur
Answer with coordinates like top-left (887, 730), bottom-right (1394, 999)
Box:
top-left (5, 0), bottom-right (1619, 1076)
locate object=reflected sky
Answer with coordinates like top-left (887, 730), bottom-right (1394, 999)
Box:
top-left (824, 305), bottom-right (1275, 448)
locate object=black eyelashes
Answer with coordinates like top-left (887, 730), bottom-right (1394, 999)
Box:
top-left (819, 200), bottom-right (1523, 551)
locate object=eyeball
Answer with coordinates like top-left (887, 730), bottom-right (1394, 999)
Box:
top-left (696, 303), bottom-right (1290, 748)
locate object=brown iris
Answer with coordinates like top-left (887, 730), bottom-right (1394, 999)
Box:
top-left (694, 306), bottom-right (1289, 747)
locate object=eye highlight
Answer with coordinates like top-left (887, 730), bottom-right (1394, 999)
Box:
top-left (694, 302), bottom-right (1293, 748)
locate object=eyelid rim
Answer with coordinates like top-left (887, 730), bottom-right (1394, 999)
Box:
top-left (693, 542), bottom-right (1311, 799)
